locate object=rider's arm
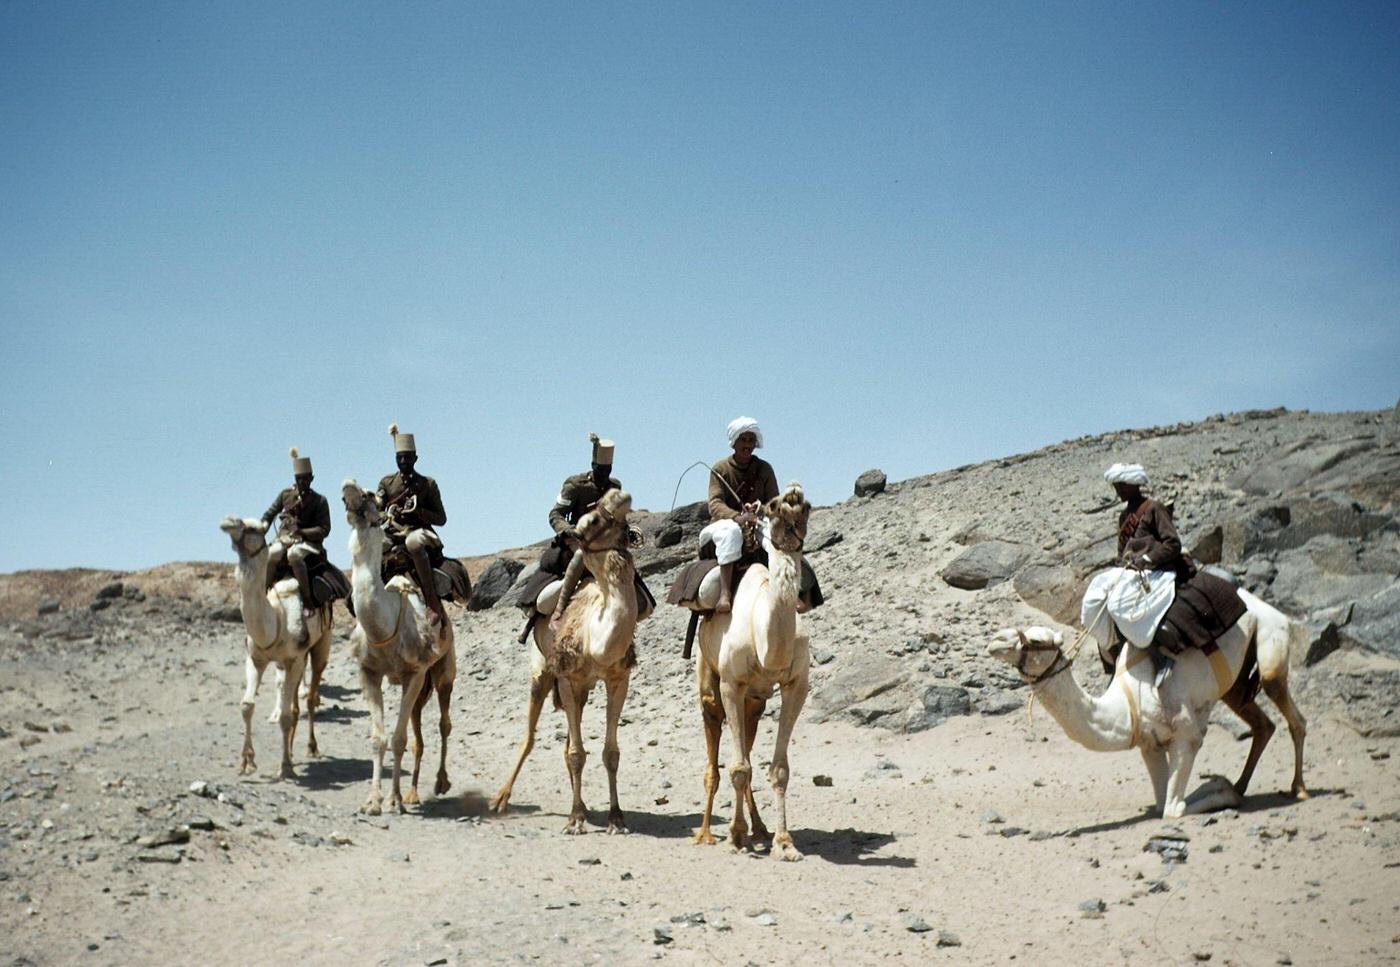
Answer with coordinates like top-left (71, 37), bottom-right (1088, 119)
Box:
top-left (261, 490), bottom-right (286, 529)
top-left (549, 479), bottom-right (577, 534)
top-left (1138, 504), bottom-right (1183, 568)
top-left (707, 462), bottom-right (739, 521)
top-left (299, 494), bottom-right (331, 543)
top-left (759, 461), bottom-right (780, 504)
top-left (419, 479), bottom-right (447, 527)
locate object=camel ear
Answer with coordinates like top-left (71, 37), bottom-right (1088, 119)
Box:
top-left (1053, 631), bottom-right (1065, 647)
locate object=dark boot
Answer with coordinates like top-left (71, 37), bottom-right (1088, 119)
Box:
top-left (516, 612), bottom-right (538, 645)
top-left (290, 555), bottom-right (315, 609)
top-left (410, 549), bottom-right (447, 627)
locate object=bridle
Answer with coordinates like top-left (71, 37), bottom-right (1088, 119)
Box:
top-left (240, 529), bottom-right (267, 558)
top-left (1015, 629), bottom-right (1075, 686)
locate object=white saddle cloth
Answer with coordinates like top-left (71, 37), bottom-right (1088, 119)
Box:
top-left (1081, 566), bottom-right (1176, 649)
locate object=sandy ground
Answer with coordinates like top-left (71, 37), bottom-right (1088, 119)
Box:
top-left (2, 605), bottom-right (1397, 967)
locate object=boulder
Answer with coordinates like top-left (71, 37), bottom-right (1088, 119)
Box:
top-left (665, 501), bottom-right (709, 527)
top-left (1226, 437), bottom-right (1377, 495)
top-left (493, 562), bottom-right (541, 610)
top-left (209, 604), bottom-right (243, 623)
top-left (1013, 563), bottom-right (1083, 624)
top-left (95, 581), bottom-right (124, 600)
top-left (36, 600), bottom-right (59, 616)
top-left (1269, 541), bottom-right (1393, 615)
top-left (1188, 525), bottom-right (1223, 565)
top-left (854, 469), bottom-right (887, 498)
top-left (468, 558), bottom-right (525, 611)
top-left (654, 523), bottom-right (683, 548)
top-left (941, 541), bottom-right (1028, 590)
top-left (904, 685), bottom-right (972, 733)
top-left (1345, 583), bottom-right (1400, 660)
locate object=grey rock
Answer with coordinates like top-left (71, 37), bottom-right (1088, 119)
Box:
top-left (89, 599), bottom-right (111, 612)
top-left (942, 541), bottom-right (1028, 590)
top-left (900, 913), bottom-right (932, 933)
top-left (1013, 563), bottom-right (1083, 624)
top-left (854, 469), bottom-right (887, 498)
top-left (1346, 583), bottom-right (1400, 659)
top-left (95, 581), bottom-right (124, 600)
top-left (936, 930), bottom-right (962, 947)
top-left (812, 774), bottom-right (833, 787)
top-left (208, 605), bottom-right (243, 623)
top-left (652, 926), bottom-right (673, 945)
top-left (1304, 622), bottom-right (1343, 666)
top-left (654, 523), bottom-right (683, 548)
top-left (1078, 898), bottom-right (1106, 918)
top-left (187, 816), bottom-right (216, 831)
top-left (1227, 438), bottom-right (1377, 496)
top-left (492, 562), bottom-right (541, 609)
top-left (468, 558), bottom-right (525, 611)
top-left (905, 685), bottom-right (972, 733)
top-left (139, 827), bottom-right (191, 848)
top-left (981, 810), bottom-right (1005, 824)
top-left (1189, 525), bottom-right (1224, 565)
top-left (291, 831), bottom-right (324, 847)
top-left (36, 600), bottom-right (59, 616)
top-left (976, 689), bottom-right (1024, 716)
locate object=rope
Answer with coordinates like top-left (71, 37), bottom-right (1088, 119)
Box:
top-left (668, 460), bottom-right (746, 514)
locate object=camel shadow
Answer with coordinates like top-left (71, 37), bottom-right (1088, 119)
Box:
top-left (312, 704), bottom-right (368, 723)
top-left (412, 788), bottom-right (543, 822)
top-left (296, 755), bottom-right (370, 791)
top-left (318, 683), bottom-right (357, 702)
top-left (618, 809), bottom-right (708, 840)
top-left (796, 827), bottom-right (915, 867)
top-left (1066, 784), bottom-right (1344, 837)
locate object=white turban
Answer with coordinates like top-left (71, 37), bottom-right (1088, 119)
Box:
top-left (727, 416), bottom-right (763, 449)
top-left (1104, 463), bottom-right (1149, 487)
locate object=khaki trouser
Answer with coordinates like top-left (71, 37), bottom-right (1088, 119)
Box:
top-left (268, 536), bottom-right (322, 600)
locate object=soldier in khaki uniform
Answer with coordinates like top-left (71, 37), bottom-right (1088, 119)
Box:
top-left (377, 424), bottom-right (449, 627)
top-left (261, 447), bottom-right (332, 607)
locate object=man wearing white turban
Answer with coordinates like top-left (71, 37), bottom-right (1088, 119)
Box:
top-left (697, 416), bottom-right (779, 612)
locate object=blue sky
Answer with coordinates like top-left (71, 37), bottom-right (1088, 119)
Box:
top-left (2, 2), bottom-right (1397, 571)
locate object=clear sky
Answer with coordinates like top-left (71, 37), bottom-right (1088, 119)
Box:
top-left (2, 2), bottom-right (1397, 572)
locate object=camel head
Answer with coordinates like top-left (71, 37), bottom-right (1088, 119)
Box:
top-left (342, 479), bottom-right (382, 529)
top-left (598, 487), bottom-right (632, 521)
top-left (988, 627), bottom-right (1065, 681)
top-left (763, 482), bottom-right (810, 552)
top-left (220, 516), bottom-right (268, 560)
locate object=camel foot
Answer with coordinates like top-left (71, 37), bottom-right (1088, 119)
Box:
top-left (729, 833), bottom-right (749, 854)
top-left (1292, 783), bottom-right (1310, 800)
top-left (402, 788), bottom-right (421, 806)
top-left (773, 833), bottom-right (803, 862)
top-left (435, 773), bottom-right (451, 796)
top-left (239, 757), bottom-right (256, 776)
top-left (606, 809), bottom-right (628, 835)
top-left (390, 795), bottom-right (406, 815)
top-left (306, 742), bottom-right (320, 758)
top-left (750, 822), bottom-right (772, 843)
top-left (691, 830), bottom-right (718, 846)
top-left (563, 814), bottom-right (589, 835)
top-left (360, 798), bottom-right (383, 816)
top-left (267, 710), bottom-right (279, 724)
top-left (278, 763), bottom-right (295, 781)
top-left (488, 791), bottom-right (511, 814)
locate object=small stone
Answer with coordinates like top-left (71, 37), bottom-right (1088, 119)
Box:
top-left (37, 600), bottom-right (59, 616)
top-left (388, 851), bottom-right (410, 863)
top-left (669, 911), bottom-right (705, 926)
top-left (187, 816), bottom-right (216, 831)
top-left (136, 851), bottom-right (182, 864)
top-left (854, 469), bottom-right (888, 498)
top-left (1192, 953), bottom-right (1212, 962)
top-left (981, 810), bottom-right (1005, 824)
top-left (936, 930), bottom-right (962, 947)
top-left (1078, 898), bottom-right (1106, 919)
top-left (89, 599), bottom-right (111, 612)
top-left (813, 775), bottom-right (833, 787)
top-left (652, 926), bottom-right (673, 945)
top-left (139, 827), bottom-right (191, 848)
top-left (620, 872), bottom-right (632, 881)
top-left (1277, 957), bottom-right (1292, 965)
top-left (96, 582), bottom-right (124, 600)
top-left (329, 832), bottom-right (353, 846)
top-left (901, 913), bottom-right (932, 933)
top-left (752, 913), bottom-right (778, 927)
top-left (998, 827), bottom-right (1028, 838)
top-left (291, 831), bottom-right (324, 847)
top-left (578, 857), bottom-right (601, 866)
top-left (189, 781), bottom-right (215, 798)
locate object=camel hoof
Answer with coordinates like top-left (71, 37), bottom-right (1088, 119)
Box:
top-left (774, 834), bottom-right (803, 862)
top-left (750, 825), bottom-right (772, 843)
top-left (563, 817), bottom-right (589, 835)
top-left (391, 798), bottom-right (406, 815)
top-left (1293, 784), bottom-right (1310, 800)
top-left (402, 789), bottom-right (421, 806)
top-left (435, 775), bottom-right (451, 796)
top-left (306, 744), bottom-right (320, 759)
top-left (361, 800), bottom-right (382, 816)
top-left (278, 764), bottom-right (295, 781)
top-left (488, 793), bottom-right (511, 815)
top-left (606, 811), bottom-right (628, 835)
top-left (691, 831), bottom-right (718, 846)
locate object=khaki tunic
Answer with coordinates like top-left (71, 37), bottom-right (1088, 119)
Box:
top-left (549, 471), bottom-right (622, 535)
top-left (376, 472), bottom-right (447, 543)
top-left (707, 455), bottom-right (779, 521)
top-left (260, 486), bottom-right (331, 551)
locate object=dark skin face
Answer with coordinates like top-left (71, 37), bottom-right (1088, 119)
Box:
top-left (591, 462), bottom-right (612, 489)
top-left (1112, 482), bottom-right (1142, 503)
top-left (396, 451), bottom-right (418, 477)
top-left (732, 431), bottom-right (757, 467)
top-left (294, 473), bottom-right (313, 495)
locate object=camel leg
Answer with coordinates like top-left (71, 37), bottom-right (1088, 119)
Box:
top-left (743, 696), bottom-right (770, 843)
top-left (389, 671), bottom-right (427, 814)
top-left (276, 655), bottom-right (304, 780)
top-left (405, 667), bottom-right (431, 806)
top-left (1164, 725), bottom-right (1242, 817)
top-left (691, 662), bottom-right (723, 846)
top-left (239, 653), bottom-right (267, 775)
top-left (1262, 678), bottom-right (1309, 799)
top-left (1140, 746), bottom-right (1169, 813)
top-left (490, 671), bottom-right (554, 814)
top-left (433, 663), bottom-right (454, 797)
top-left (1222, 695), bottom-right (1275, 797)
top-left (602, 669), bottom-right (630, 835)
top-left (304, 629), bottom-right (329, 758)
top-left (770, 676), bottom-right (808, 862)
top-left (360, 669), bottom-right (387, 815)
top-left (718, 680), bottom-right (752, 852)
top-left (557, 677), bottom-right (590, 835)
top-left (268, 664), bottom-right (284, 723)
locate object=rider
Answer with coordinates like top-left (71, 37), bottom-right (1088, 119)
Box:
top-left (550, 487), bottom-right (633, 626)
top-left (1106, 462), bottom-right (1187, 683)
top-left (261, 447), bottom-right (331, 608)
top-left (377, 424), bottom-right (449, 627)
top-left (699, 416), bottom-right (779, 613)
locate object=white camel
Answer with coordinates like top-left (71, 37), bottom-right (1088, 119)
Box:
top-left (341, 480), bottom-right (457, 815)
top-left (218, 516), bottom-right (332, 779)
top-left (490, 490), bottom-right (642, 834)
top-left (988, 588), bottom-right (1309, 819)
top-left (692, 483), bottom-right (812, 860)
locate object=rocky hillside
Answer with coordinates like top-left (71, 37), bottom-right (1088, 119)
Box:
top-left (5, 404), bottom-right (1398, 738)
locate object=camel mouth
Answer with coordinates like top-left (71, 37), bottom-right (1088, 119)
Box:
top-left (219, 515), bottom-right (243, 535)
top-left (986, 631), bottom-right (1021, 663)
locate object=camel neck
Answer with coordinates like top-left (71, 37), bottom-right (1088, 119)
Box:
top-left (236, 552), bottom-right (278, 648)
top-left (1033, 665), bottom-right (1136, 752)
top-left (348, 521), bottom-right (401, 642)
top-left (755, 549), bottom-right (801, 669)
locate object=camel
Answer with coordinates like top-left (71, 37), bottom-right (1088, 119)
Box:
top-left (987, 588), bottom-right (1309, 819)
top-left (490, 490), bottom-right (640, 834)
top-left (341, 480), bottom-right (457, 815)
top-left (218, 516), bottom-right (332, 779)
top-left (692, 483), bottom-right (812, 861)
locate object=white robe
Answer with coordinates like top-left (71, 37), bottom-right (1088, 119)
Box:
top-left (1081, 566), bottom-right (1176, 649)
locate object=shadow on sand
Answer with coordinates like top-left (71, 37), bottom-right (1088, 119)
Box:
top-left (1066, 781), bottom-right (1343, 838)
top-left (795, 827), bottom-right (915, 867)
